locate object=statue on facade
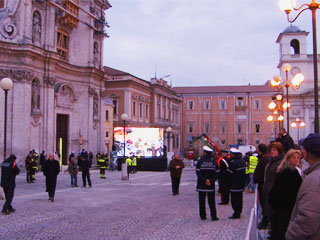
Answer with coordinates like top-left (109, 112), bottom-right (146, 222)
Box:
top-left (32, 11), bottom-right (41, 44)
top-left (93, 94), bottom-right (98, 118)
top-left (31, 80), bottom-right (40, 110)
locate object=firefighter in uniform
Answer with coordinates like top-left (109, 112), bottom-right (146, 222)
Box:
top-left (96, 153), bottom-right (101, 167)
top-left (98, 155), bottom-right (107, 179)
top-left (104, 154), bottom-right (109, 171)
top-left (126, 156), bottom-right (132, 179)
top-left (196, 146), bottom-right (219, 221)
top-left (30, 151), bottom-right (39, 182)
top-left (131, 155), bottom-right (137, 174)
top-left (228, 148), bottom-right (246, 219)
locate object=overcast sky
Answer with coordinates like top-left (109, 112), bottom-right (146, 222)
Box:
top-left (103, 0), bottom-right (317, 87)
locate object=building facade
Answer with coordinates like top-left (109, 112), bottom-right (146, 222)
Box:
top-left (104, 67), bottom-right (182, 155)
top-left (174, 85), bottom-right (278, 156)
top-left (276, 25), bottom-right (320, 142)
top-left (0, 0), bottom-right (111, 164)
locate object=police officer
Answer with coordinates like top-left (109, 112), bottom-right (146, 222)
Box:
top-left (196, 146), bottom-right (219, 221)
top-left (1, 155), bottom-right (20, 215)
top-left (98, 155), bottom-right (107, 179)
top-left (131, 155), bottom-right (137, 174)
top-left (247, 153), bottom-right (258, 193)
top-left (218, 151), bottom-right (231, 205)
top-left (228, 148), bottom-right (246, 219)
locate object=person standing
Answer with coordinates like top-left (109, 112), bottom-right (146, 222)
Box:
top-left (279, 128), bottom-right (294, 153)
top-left (131, 155), bottom-right (137, 174)
top-left (253, 143), bottom-right (270, 229)
top-left (126, 156), bottom-right (132, 179)
top-left (80, 155), bottom-right (92, 187)
top-left (169, 153), bottom-right (185, 195)
top-left (43, 153), bottom-right (60, 202)
top-left (30, 151), bottom-right (38, 182)
top-left (218, 151), bottom-right (231, 205)
top-left (68, 157), bottom-right (79, 187)
top-left (286, 133), bottom-right (320, 240)
top-left (262, 142), bottom-right (284, 227)
top-left (247, 153), bottom-right (258, 193)
top-left (196, 146), bottom-right (219, 221)
top-left (1, 155), bottom-right (20, 215)
top-left (39, 151), bottom-right (46, 171)
top-left (269, 149), bottom-right (302, 240)
top-left (98, 155), bottom-right (107, 179)
top-left (25, 153), bottom-right (32, 183)
top-left (228, 148), bottom-right (246, 219)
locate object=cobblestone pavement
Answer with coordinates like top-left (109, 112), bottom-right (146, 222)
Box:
top-left (0, 168), bottom-right (254, 240)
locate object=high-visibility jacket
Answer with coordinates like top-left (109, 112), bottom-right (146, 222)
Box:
top-left (248, 156), bottom-right (258, 174)
top-left (131, 157), bottom-right (137, 166)
top-left (96, 154), bottom-right (101, 167)
top-left (98, 158), bottom-right (106, 169)
top-left (31, 158), bottom-right (38, 171)
top-left (126, 157), bottom-right (132, 166)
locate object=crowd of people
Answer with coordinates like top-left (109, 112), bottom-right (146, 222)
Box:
top-left (168, 128), bottom-right (320, 240)
top-left (2, 129), bottom-right (320, 239)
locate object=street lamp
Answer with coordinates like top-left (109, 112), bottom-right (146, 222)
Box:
top-left (279, 0), bottom-right (320, 134)
top-left (121, 113), bottom-right (129, 158)
top-left (270, 68), bottom-right (304, 134)
top-left (166, 126), bottom-right (172, 152)
top-left (291, 118), bottom-right (306, 141)
top-left (120, 113), bottom-right (128, 180)
top-left (0, 77), bottom-right (13, 161)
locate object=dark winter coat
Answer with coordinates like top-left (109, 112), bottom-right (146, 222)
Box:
top-left (79, 159), bottom-right (91, 172)
top-left (43, 159), bottom-right (60, 179)
top-left (229, 155), bottom-right (246, 192)
top-left (1, 157), bottom-right (20, 188)
top-left (169, 158), bottom-right (185, 178)
top-left (218, 158), bottom-right (231, 192)
top-left (280, 133), bottom-right (294, 153)
top-left (196, 155), bottom-right (219, 192)
top-left (262, 154), bottom-right (284, 218)
top-left (68, 161), bottom-right (78, 175)
top-left (253, 154), bottom-right (270, 185)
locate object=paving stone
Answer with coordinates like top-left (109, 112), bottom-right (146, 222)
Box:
top-left (0, 168), bottom-right (254, 240)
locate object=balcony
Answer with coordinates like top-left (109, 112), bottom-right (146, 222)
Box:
top-left (235, 105), bottom-right (247, 111)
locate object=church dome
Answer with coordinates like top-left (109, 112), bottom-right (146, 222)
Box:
top-left (282, 25), bottom-right (304, 33)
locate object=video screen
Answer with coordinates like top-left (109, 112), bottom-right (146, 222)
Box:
top-left (113, 127), bottom-right (164, 157)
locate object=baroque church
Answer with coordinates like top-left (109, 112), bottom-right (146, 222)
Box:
top-left (0, 0), bottom-right (112, 164)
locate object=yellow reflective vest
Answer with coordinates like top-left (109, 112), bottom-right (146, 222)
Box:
top-left (126, 157), bottom-right (132, 166)
top-left (131, 157), bottom-right (137, 166)
top-left (248, 156), bottom-right (258, 174)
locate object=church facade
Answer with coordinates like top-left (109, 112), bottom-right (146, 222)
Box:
top-left (0, 0), bottom-right (111, 164)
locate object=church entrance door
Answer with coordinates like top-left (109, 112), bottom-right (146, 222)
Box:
top-left (56, 114), bottom-right (69, 165)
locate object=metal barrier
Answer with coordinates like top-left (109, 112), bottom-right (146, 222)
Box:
top-left (245, 187), bottom-right (259, 240)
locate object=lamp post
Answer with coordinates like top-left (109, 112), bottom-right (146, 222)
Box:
top-left (121, 113), bottom-right (129, 159)
top-left (270, 68), bottom-right (304, 134)
top-left (291, 118), bottom-right (306, 141)
top-left (267, 95), bottom-right (285, 139)
top-left (0, 77), bottom-right (13, 161)
top-left (279, 0), bottom-right (320, 134)
top-left (120, 113), bottom-right (128, 180)
top-left (166, 126), bottom-right (172, 152)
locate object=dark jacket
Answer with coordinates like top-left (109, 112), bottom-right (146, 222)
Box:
top-left (196, 155), bottom-right (219, 192)
top-left (280, 133), bottom-right (294, 153)
top-left (263, 154), bottom-right (284, 218)
top-left (1, 156), bottom-right (20, 188)
top-left (253, 154), bottom-right (270, 185)
top-left (169, 158), bottom-right (185, 178)
top-left (79, 159), bottom-right (91, 172)
top-left (218, 157), bottom-right (231, 192)
top-left (229, 155), bottom-right (246, 192)
top-left (43, 159), bottom-right (60, 179)
top-left (68, 161), bottom-right (78, 175)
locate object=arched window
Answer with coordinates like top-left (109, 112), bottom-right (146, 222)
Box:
top-left (290, 39), bottom-right (300, 54)
top-left (32, 11), bottom-right (42, 44)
